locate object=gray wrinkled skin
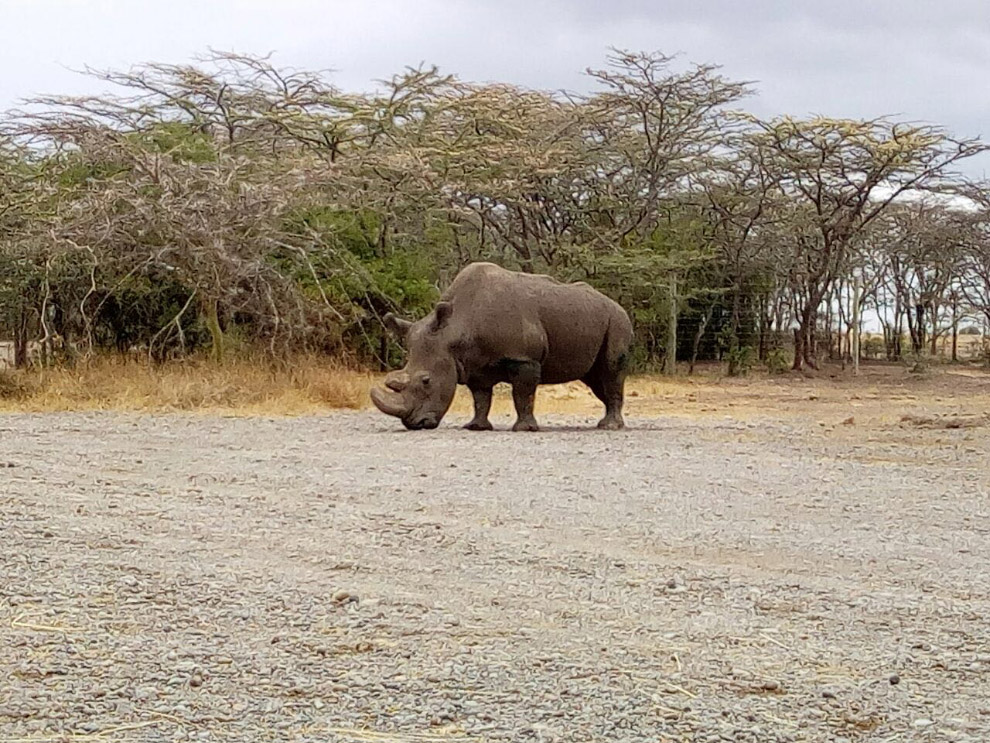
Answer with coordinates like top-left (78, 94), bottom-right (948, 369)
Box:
top-left (370, 262), bottom-right (633, 431)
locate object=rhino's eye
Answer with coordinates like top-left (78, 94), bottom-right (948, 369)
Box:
top-left (421, 375), bottom-right (431, 387)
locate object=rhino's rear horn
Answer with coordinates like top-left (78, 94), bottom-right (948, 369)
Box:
top-left (385, 371), bottom-right (410, 392)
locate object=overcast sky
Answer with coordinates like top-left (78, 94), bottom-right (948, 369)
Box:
top-left (2, 0), bottom-right (989, 176)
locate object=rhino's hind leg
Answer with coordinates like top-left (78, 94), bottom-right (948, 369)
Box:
top-left (464, 385), bottom-right (494, 431)
top-left (509, 361), bottom-right (541, 432)
top-left (584, 369), bottom-right (626, 430)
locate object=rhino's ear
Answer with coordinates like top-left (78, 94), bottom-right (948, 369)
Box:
top-left (383, 312), bottom-right (413, 342)
top-left (431, 301), bottom-right (453, 332)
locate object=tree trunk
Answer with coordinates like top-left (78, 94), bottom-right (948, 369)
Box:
top-left (913, 303), bottom-right (925, 354)
top-left (824, 295), bottom-right (836, 361)
top-left (663, 275), bottom-right (677, 376)
top-left (792, 327), bottom-right (804, 371)
top-left (802, 303), bottom-right (820, 369)
top-left (851, 279), bottom-right (861, 376)
top-left (14, 304), bottom-right (29, 368)
top-left (893, 316), bottom-right (903, 360)
top-left (689, 305), bottom-right (713, 375)
top-left (729, 288), bottom-right (742, 347)
top-left (202, 297), bottom-right (225, 362)
top-left (951, 298), bottom-right (959, 362)
top-left (758, 300), bottom-right (769, 361)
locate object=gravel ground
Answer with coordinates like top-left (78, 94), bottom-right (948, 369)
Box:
top-left (2, 410), bottom-right (989, 742)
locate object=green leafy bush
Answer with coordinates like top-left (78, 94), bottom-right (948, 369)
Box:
top-left (726, 345), bottom-right (756, 377)
top-left (764, 348), bottom-right (790, 375)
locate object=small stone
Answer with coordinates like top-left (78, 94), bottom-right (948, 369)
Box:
top-left (189, 674), bottom-right (203, 688)
top-left (822, 690), bottom-right (836, 699)
top-left (889, 674), bottom-right (900, 685)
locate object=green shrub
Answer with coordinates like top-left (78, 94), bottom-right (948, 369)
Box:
top-left (726, 345), bottom-right (756, 377)
top-left (764, 348), bottom-right (790, 375)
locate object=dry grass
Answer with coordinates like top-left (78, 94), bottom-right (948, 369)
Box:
top-left (0, 355), bottom-right (373, 415)
top-left (1, 355), bottom-right (988, 425)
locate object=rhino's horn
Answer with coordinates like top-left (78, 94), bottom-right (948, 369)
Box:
top-left (370, 386), bottom-right (409, 418)
top-left (385, 371), bottom-right (410, 392)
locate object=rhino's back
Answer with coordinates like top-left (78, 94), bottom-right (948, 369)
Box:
top-left (444, 263), bottom-right (630, 383)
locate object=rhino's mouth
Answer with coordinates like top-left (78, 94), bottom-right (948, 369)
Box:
top-left (403, 415), bottom-right (439, 430)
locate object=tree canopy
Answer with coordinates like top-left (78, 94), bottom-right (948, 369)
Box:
top-left (2, 50), bottom-right (988, 371)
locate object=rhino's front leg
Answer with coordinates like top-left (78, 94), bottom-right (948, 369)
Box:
top-left (464, 385), bottom-right (494, 431)
top-left (510, 361), bottom-right (541, 432)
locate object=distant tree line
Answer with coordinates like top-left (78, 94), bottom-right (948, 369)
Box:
top-left (2, 50), bottom-right (989, 371)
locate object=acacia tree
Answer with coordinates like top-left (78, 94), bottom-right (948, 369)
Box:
top-left (887, 202), bottom-right (973, 355)
top-left (12, 67), bottom-right (358, 360)
top-left (962, 233), bottom-right (990, 337)
top-left (748, 115), bottom-right (984, 369)
top-left (0, 136), bottom-right (60, 367)
top-left (695, 137), bottom-right (782, 366)
top-left (956, 187), bottom-right (990, 348)
top-left (579, 51), bottom-right (750, 248)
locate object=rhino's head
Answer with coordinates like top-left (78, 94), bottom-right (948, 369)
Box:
top-left (370, 302), bottom-right (458, 430)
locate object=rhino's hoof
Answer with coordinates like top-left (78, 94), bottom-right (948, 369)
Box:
top-left (597, 417), bottom-right (624, 431)
top-left (464, 420), bottom-right (494, 431)
top-left (512, 419), bottom-right (540, 432)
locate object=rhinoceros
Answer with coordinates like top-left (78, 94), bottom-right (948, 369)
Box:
top-left (370, 262), bottom-right (633, 431)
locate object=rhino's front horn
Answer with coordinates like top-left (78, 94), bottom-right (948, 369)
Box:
top-left (370, 386), bottom-right (409, 418)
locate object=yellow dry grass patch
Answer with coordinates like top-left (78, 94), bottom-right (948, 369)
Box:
top-left (0, 355), bottom-right (700, 417)
top-left (1, 356), bottom-right (988, 424)
top-left (0, 355), bottom-right (372, 415)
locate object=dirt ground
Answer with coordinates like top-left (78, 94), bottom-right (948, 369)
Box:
top-left (2, 365), bottom-right (990, 742)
